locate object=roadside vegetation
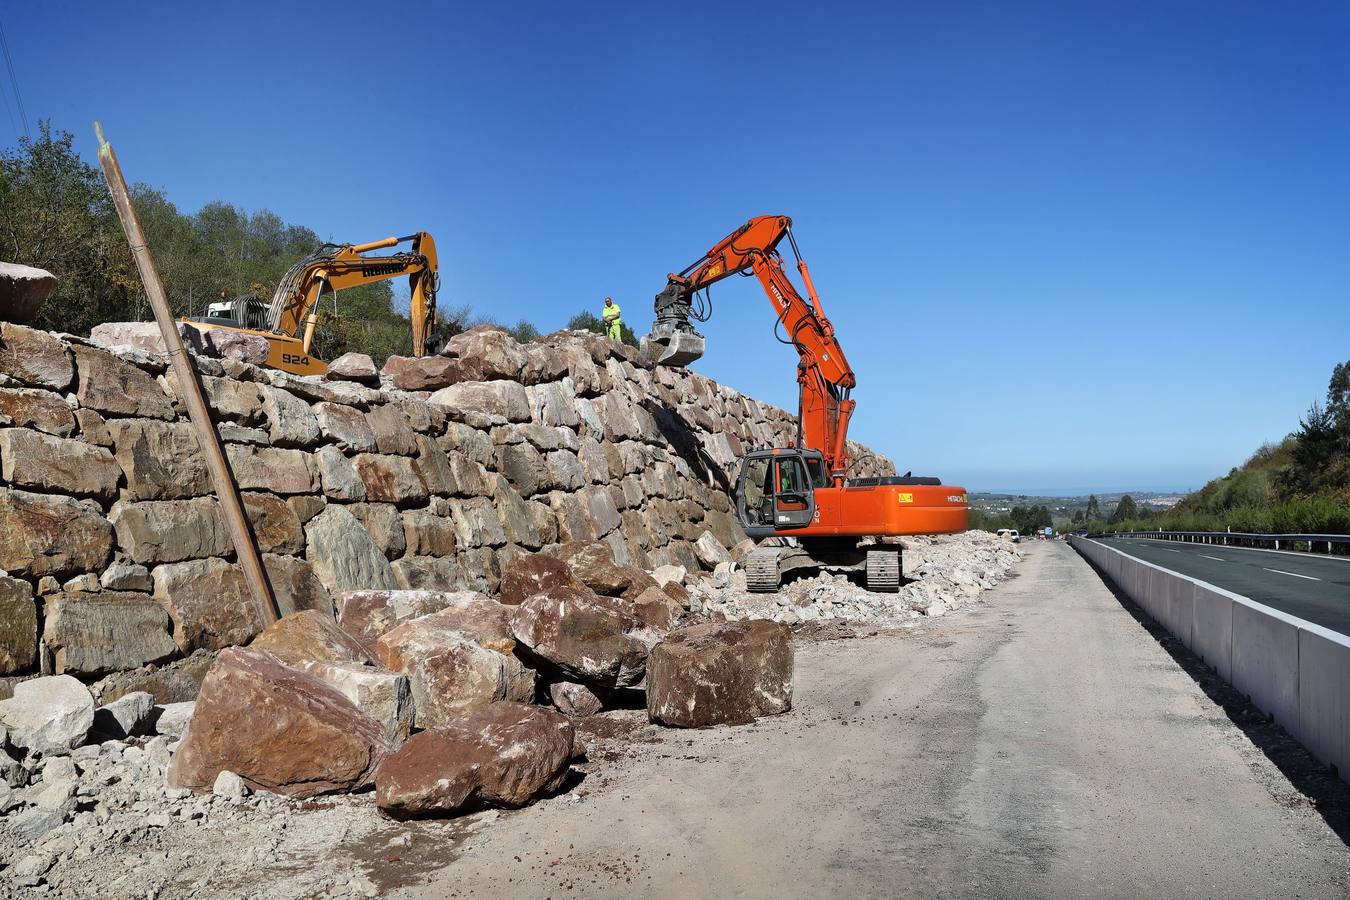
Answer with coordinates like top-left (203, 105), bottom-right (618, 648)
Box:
top-left (1098, 361), bottom-right (1350, 535)
top-left (1, 123), bottom-right (637, 364)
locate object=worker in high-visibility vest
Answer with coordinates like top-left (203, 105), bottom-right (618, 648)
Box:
top-left (602, 296), bottom-right (622, 341)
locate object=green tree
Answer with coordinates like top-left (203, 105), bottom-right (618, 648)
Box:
top-left (0, 122), bottom-right (137, 335)
top-left (1086, 494), bottom-right (1101, 520)
top-left (1109, 494), bottom-right (1139, 524)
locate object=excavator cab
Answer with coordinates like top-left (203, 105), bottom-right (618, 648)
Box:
top-left (734, 449), bottom-right (820, 538)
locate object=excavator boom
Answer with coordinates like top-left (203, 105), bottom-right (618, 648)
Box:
top-left (643, 215), bottom-right (857, 476)
top-left (640, 214), bottom-right (968, 593)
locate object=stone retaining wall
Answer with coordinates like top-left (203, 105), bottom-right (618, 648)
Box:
top-left (0, 323), bottom-right (893, 691)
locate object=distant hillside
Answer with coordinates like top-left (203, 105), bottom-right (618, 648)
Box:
top-left (1103, 362), bottom-right (1350, 534)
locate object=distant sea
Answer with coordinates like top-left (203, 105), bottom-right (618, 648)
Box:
top-left (974, 486), bottom-right (1197, 497)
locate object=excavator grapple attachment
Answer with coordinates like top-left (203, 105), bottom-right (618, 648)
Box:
top-left (641, 328), bottom-right (705, 367)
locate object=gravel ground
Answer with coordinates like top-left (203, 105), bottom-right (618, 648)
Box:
top-left (0, 535), bottom-right (1022, 900)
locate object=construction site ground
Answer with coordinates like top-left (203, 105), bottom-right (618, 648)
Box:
top-left (394, 541), bottom-right (1350, 899)
top-left (15, 541), bottom-right (1350, 899)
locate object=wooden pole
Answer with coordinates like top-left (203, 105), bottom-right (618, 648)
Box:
top-left (93, 123), bottom-right (280, 627)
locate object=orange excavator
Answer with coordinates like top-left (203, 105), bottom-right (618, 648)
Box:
top-left (642, 215), bottom-right (968, 592)
top-left (185, 233), bottom-right (440, 376)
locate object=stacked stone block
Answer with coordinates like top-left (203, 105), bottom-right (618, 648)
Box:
top-left (0, 322), bottom-right (894, 688)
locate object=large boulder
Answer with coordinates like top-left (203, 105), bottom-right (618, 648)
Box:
top-left (0, 574), bottom-right (37, 674)
top-left (365, 403), bottom-right (418, 456)
top-left (166, 647), bottom-right (390, 798)
top-left (509, 585), bottom-right (648, 689)
top-left (42, 592), bottom-right (178, 676)
top-left (375, 702), bottom-right (574, 818)
top-left (153, 557), bottom-right (265, 653)
top-left (314, 402), bottom-right (377, 453)
top-left (109, 498), bottom-right (231, 564)
top-left (382, 355), bottom-right (467, 392)
top-left (415, 593), bottom-right (516, 654)
top-left (264, 553), bottom-right (335, 619)
top-left (548, 680), bottom-right (604, 717)
top-left (337, 589), bottom-right (456, 655)
top-left (442, 325), bottom-right (528, 381)
top-left (325, 352), bottom-right (379, 385)
top-left (376, 616), bottom-right (533, 729)
top-left (224, 445), bottom-right (318, 495)
top-left (259, 384), bottom-right (322, 448)
top-left (646, 620), bottom-right (793, 727)
top-left (300, 660), bottom-right (414, 747)
top-left (71, 344), bottom-right (175, 420)
top-left (352, 453), bottom-right (427, 506)
top-left (0, 386), bottom-right (76, 436)
top-left (0, 322), bottom-right (72, 389)
top-left (104, 419), bottom-right (211, 501)
top-left (497, 553), bottom-right (584, 606)
top-left (0, 261), bottom-right (56, 323)
top-left (249, 610), bottom-right (375, 668)
top-left (90, 321), bottom-right (269, 366)
top-left (0, 428), bottom-right (121, 502)
top-left (304, 505), bottom-right (399, 595)
top-left (0, 675), bottom-right (94, 753)
top-left (428, 380), bottom-right (530, 423)
top-left (0, 487), bottom-right (113, 579)
top-left (547, 541), bottom-right (657, 598)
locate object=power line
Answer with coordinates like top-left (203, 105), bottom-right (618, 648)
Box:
top-left (0, 19), bottom-right (30, 140)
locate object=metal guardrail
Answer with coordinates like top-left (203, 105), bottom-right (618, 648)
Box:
top-left (1096, 530), bottom-right (1350, 556)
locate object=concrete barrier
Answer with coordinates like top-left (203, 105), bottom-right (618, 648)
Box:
top-left (1190, 586), bottom-right (1234, 682)
top-left (1231, 602), bottom-right (1300, 730)
top-left (1296, 629), bottom-right (1350, 773)
top-left (1070, 535), bottom-right (1350, 783)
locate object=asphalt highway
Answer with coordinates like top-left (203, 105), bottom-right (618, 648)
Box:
top-left (1101, 536), bottom-right (1350, 635)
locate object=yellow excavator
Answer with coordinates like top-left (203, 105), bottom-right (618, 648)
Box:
top-left (185, 232), bottom-right (440, 376)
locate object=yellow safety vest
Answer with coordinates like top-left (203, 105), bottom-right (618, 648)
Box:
top-left (603, 303), bottom-right (622, 322)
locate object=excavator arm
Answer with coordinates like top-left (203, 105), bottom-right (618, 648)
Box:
top-left (643, 215), bottom-right (857, 479)
top-left (267, 232), bottom-right (440, 357)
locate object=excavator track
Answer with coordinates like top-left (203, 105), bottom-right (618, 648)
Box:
top-left (745, 547), bottom-right (782, 593)
top-left (865, 548), bottom-right (901, 593)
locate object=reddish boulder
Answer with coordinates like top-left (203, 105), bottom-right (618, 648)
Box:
top-left (497, 552), bottom-right (584, 605)
top-left (339, 589), bottom-right (461, 654)
top-left (376, 615), bottom-right (533, 729)
top-left (0, 262), bottom-right (56, 324)
top-left (510, 585), bottom-right (647, 689)
top-left (375, 701), bottom-right (574, 818)
top-left (646, 620), bottom-right (793, 728)
top-left (548, 680), bottom-right (604, 717)
top-left (442, 325), bottom-right (527, 381)
top-left (382, 355), bottom-right (467, 392)
top-left (249, 610), bottom-right (375, 667)
top-left (416, 593), bottom-right (516, 654)
top-left (324, 352), bottom-right (379, 385)
top-left (629, 586), bottom-right (683, 633)
top-left (546, 541), bottom-right (657, 598)
top-left (166, 647), bottom-right (390, 797)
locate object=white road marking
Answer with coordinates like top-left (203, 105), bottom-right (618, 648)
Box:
top-left (1200, 555), bottom-right (1225, 562)
top-left (1158, 548), bottom-right (1180, 553)
top-left (1263, 567), bottom-right (1320, 581)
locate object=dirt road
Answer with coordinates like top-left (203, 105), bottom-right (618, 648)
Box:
top-left (394, 542), bottom-right (1350, 899)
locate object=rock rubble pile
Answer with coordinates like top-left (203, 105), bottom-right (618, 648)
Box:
top-left (687, 531), bottom-right (1022, 626)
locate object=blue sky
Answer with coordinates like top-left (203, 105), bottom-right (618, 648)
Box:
top-left (5, 1), bottom-right (1348, 494)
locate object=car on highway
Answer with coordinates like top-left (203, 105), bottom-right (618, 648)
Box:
top-left (997, 528), bottom-right (1021, 543)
